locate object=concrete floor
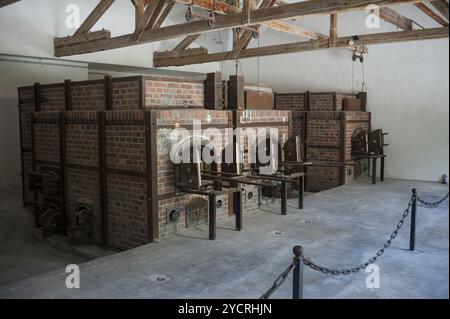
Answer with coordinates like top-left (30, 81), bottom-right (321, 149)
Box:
top-left (0, 186), bottom-right (86, 286)
top-left (0, 178), bottom-right (448, 299)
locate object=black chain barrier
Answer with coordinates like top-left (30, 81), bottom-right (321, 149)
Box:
top-left (260, 261), bottom-right (296, 299)
top-left (417, 192), bottom-right (449, 209)
top-left (303, 198), bottom-right (412, 276)
top-left (259, 187), bottom-right (448, 299)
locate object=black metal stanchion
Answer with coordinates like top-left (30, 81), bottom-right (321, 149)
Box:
top-left (372, 157), bottom-right (377, 185)
top-left (409, 188), bottom-right (417, 251)
top-left (281, 181), bottom-right (287, 215)
top-left (292, 245), bottom-right (304, 299)
top-left (234, 190), bottom-right (242, 231)
top-left (298, 175), bottom-right (304, 210)
top-left (209, 193), bottom-right (216, 240)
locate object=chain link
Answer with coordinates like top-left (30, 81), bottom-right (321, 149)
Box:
top-left (303, 199), bottom-right (413, 276)
top-left (417, 192), bottom-right (449, 209)
top-left (259, 189), bottom-right (447, 298)
top-left (260, 260), bottom-right (296, 299)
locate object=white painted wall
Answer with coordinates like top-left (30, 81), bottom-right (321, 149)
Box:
top-left (0, 0), bottom-right (221, 72)
top-left (0, 56), bottom-right (88, 188)
top-left (214, 7), bottom-right (449, 182)
top-left (0, 1), bottom-right (448, 184)
top-left (0, 0), bottom-right (221, 188)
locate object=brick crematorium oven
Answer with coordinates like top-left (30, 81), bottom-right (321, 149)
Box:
top-left (18, 73), bottom-right (297, 251)
top-left (274, 91), bottom-right (383, 192)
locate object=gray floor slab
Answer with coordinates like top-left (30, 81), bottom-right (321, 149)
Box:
top-left (0, 178), bottom-right (448, 299)
top-left (0, 186), bottom-right (86, 286)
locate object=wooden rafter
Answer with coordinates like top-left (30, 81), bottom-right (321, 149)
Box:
top-left (74, 0), bottom-right (115, 36)
top-left (153, 0), bottom-right (175, 29)
top-left (243, 0), bottom-right (257, 24)
top-left (54, 0), bottom-right (427, 57)
top-left (146, 0), bottom-right (167, 30)
top-left (132, 0), bottom-right (145, 29)
top-left (231, 0), bottom-right (275, 58)
top-left (264, 21), bottom-right (327, 40)
top-left (153, 27), bottom-right (449, 67)
top-left (0, 0), bottom-right (21, 7)
top-left (154, 47), bottom-right (208, 59)
top-left (133, 0), bottom-right (165, 41)
top-left (175, 0), bottom-right (240, 14)
top-left (173, 34), bottom-right (202, 50)
top-left (430, 0), bottom-right (449, 21)
top-left (379, 7), bottom-right (413, 30)
top-left (179, 0), bottom-right (323, 41)
top-left (54, 30), bottom-right (112, 47)
top-left (415, 2), bottom-right (449, 26)
top-left (329, 14), bottom-right (338, 47)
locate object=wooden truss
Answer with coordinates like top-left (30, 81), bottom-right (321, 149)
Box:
top-left (0, 0), bottom-right (21, 8)
top-left (50, 0), bottom-right (449, 67)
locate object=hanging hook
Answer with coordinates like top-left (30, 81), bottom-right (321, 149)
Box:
top-left (352, 50), bottom-right (364, 63)
top-left (208, 10), bottom-right (216, 28)
top-left (186, 4), bottom-right (194, 23)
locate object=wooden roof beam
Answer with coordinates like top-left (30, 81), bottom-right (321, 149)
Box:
top-left (153, 26), bottom-right (449, 67)
top-left (329, 14), bottom-right (338, 47)
top-left (415, 2), bottom-right (449, 26)
top-left (133, 0), bottom-right (166, 41)
top-left (430, 0), bottom-right (449, 21)
top-left (264, 21), bottom-right (328, 40)
top-left (152, 0), bottom-right (176, 29)
top-left (230, 0), bottom-right (260, 58)
top-left (174, 0), bottom-right (241, 14)
top-left (146, 0), bottom-right (167, 30)
top-left (54, 0), bottom-right (423, 57)
top-left (0, 0), bottom-right (21, 8)
top-left (173, 34), bottom-right (202, 50)
top-left (132, 0), bottom-right (145, 30)
top-left (379, 7), bottom-right (413, 30)
top-left (74, 0), bottom-right (115, 35)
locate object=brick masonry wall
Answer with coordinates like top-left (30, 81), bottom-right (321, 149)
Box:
top-left (306, 111), bottom-right (341, 147)
top-left (66, 168), bottom-right (102, 244)
top-left (112, 78), bottom-right (142, 111)
top-left (18, 75), bottom-right (207, 209)
top-left (336, 93), bottom-right (359, 111)
top-left (106, 125), bottom-right (146, 172)
top-left (305, 111), bottom-right (342, 192)
top-left (22, 152), bottom-right (34, 204)
top-left (107, 173), bottom-right (148, 250)
top-left (31, 110), bottom-right (151, 251)
top-left (40, 85), bottom-right (66, 112)
top-left (306, 148), bottom-right (341, 192)
top-left (71, 81), bottom-right (106, 111)
top-left (104, 111), bottom-right (148, 250)
top-left (33, 112), bottom-right (61, 163)
top-left (345, 112), bottom-right (370, 161)
top-left (144, 77), bottom-right (204, 109)
top-left (64, 112), bottom-right (102, 246)
top-left (23, 77), bottom-right (371, 249)
top-left (274, 93), bottom-right (306, 111)
top-left (309, 93), bottom-right (335, 112)
top-left (291, 111), bottom-right (303, 139)
top-left (66, 122), bottom-right (99, 167)
top-left (155, 110), bottom-right (231, 237)
top-left (275, 92), bottom-right (359, 112)
top-left (345, 112), bottom-right (371, 180)
top-left (18, 88), bottom-right (35, 204)
top-left (236, 110), bottom-right (291, 171)
top-left (18, 88), bottom-right (35, 150)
